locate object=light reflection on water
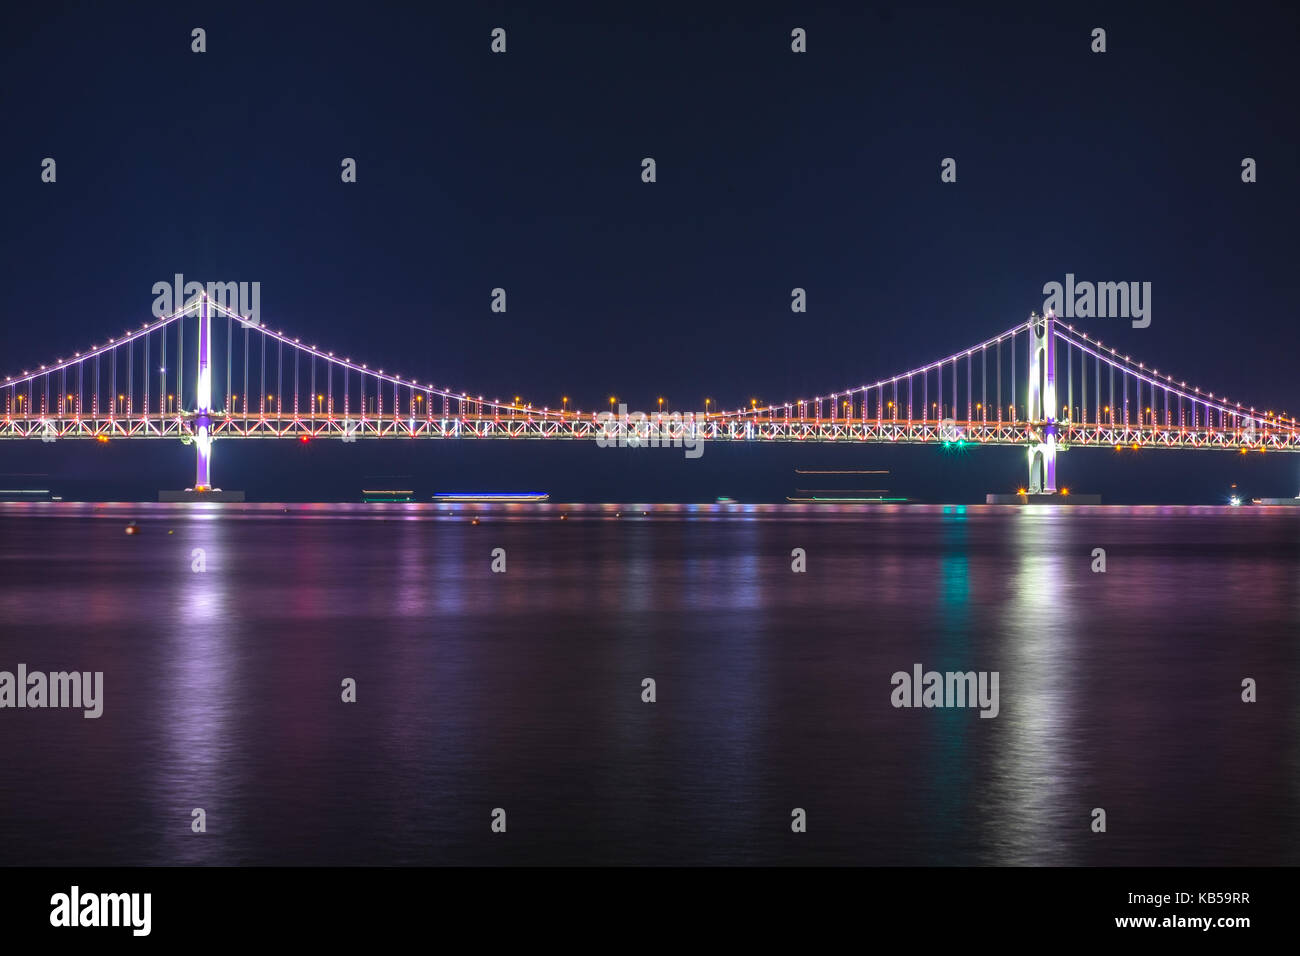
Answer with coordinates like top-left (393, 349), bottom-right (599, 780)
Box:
top-left (0, 503), bottom-right (1296, 865)
top-left (158, 517), bottom-right (235, 864)
top-left (991, 514), bottom-right (1078, 866)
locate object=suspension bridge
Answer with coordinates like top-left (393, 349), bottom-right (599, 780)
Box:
top-left (2, 293), bottom-right (1297, 495)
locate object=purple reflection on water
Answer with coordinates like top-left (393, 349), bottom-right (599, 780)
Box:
top-left (0, 503), bottom-right (1296, 865)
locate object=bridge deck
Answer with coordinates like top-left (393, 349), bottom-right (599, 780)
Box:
top-left (2, 413), bottom-right (1297, 451)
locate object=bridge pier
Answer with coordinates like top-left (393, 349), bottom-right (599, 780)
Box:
top-left (194, 292), bottom-right (213, 490)
top-left (160, 292), bottom-right (243, 500)
top-left (1026, 310), bottom-right (1058, 494)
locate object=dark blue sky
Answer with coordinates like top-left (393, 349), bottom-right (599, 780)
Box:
top-left (2, 1), bottom-right (1297, 502)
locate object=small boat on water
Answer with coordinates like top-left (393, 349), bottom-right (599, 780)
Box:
top-left (433, 492), bottom-right (549, 503)
top-left (361, 475), bottom-right (416, 502)
top-left (362, 489), bottom-right (415, 502)
top-left (0, 488), bottom-right (52, 501)
top-left (786, 495), bottom-right (909, 503)
top-left (788, 468), bottom-right (909, 503)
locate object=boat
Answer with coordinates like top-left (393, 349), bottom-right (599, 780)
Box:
top-left (361, 475), bottom-right (416, 502)
top-left (788, 468), bottom-right (908, 503)
top-left (433, 492), bottom-right (549, 503)
top-left (362, 489), bottom-right (415, 502)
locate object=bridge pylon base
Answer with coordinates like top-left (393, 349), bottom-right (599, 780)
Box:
top-left (158, 489), bottom-right (246, 502)
top-left (986, 492), bottom-right (1101, 505)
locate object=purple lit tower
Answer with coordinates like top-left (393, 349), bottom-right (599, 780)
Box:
top-left (193, 292), bottom-right (212, 490)
top-left (1027, 310), bottom-right (1058, 494)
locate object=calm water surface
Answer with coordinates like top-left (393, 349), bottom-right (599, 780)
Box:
top-left (1, 502), bottom-right (1297, 865)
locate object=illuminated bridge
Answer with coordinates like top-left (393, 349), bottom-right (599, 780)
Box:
top-left (2, 294), bottom-right (1298, 494)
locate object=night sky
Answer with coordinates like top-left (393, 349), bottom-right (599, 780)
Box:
top-left (1, 1), bottom-right (1297, 502)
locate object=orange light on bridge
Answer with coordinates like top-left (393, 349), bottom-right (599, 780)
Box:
top-left (96, 435), bottom-right (109, 443)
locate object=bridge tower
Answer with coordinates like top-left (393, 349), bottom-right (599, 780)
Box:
top-left (194, 292), bottom-right (213, 490)
top-left (1026, 309), bottom-right (1058, 494)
